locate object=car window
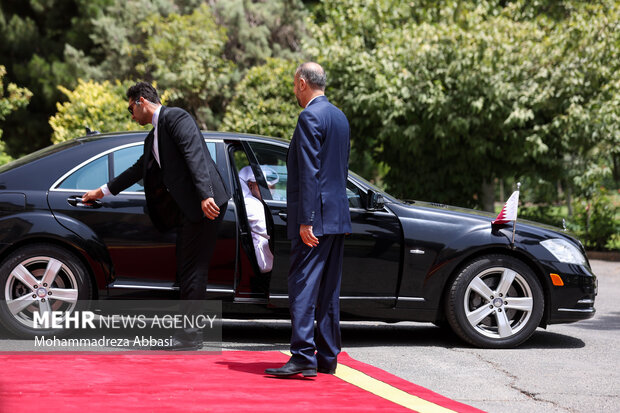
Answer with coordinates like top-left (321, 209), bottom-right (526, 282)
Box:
top-left (233, 149), bottom-right (250, 171)
top-left (348, 170), bottom-right (399, 204)
top-left (347, 180), bottom-right (364, 208)
top-left (112, 145), bottom-right (144, 192)
top-left (58, 155), bottom-right (108, 190)
top-left (248, 141), bottom-right (367, 208)
top-left (247, 142), bottom-right (287, 201)
top-left (57, 141), bottom-right (220, 193)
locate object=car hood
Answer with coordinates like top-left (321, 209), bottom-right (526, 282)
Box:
top-left (393, 199), bottom-right (576, 239)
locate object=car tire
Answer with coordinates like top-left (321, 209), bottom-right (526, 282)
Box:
top-left (0, 244), bottom-right (92, 338)
top-left (445, 254), bottom-right (544, 349)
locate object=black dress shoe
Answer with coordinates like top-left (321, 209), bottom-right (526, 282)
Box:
top-left (151, 337), bottom-right (203, 351)
top-left (265, 360), bottom-right (317, 377)
top-left (318, 366), bottom-right (336, 374)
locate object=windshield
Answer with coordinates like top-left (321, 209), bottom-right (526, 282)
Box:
top-left (0, 140), bottom-right (81, 174)
top-left (348, 170), bottom-right (399, 204)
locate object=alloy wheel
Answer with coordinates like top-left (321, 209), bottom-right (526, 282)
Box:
top-left (463, 266), bottom-right (534, 340)
top-left (5, 256), bottom-right (79, 329)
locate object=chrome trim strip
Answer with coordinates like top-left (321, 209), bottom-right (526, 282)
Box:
top-left (269, 295), bottom-right (396, 301)
top-left (557, 308), bottom-right (595, 313)
top-left (577, 299), bottom-right (594, 304)
top-left (269, 294), bottom-right (288, 299)
top-left (237, 137), bottom-right (289, 148)
top-left (110, 283), bottom-right (177, 291)
top-left (409, 249), bottom-right (425, 255)
top-left (208, 288), bottom-right (235, 294)
top-left (397, 297), bottom-right (426, 302)
top-left (264, 200), bottom-right (287, 207)
top-left (340, 296), bottom-right (396, 300)
top-left (51, 188), bottom-right (145, 196)
top-left (108, 282), bottom-right (233, 294)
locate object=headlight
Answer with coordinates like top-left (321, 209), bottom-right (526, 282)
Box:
top-left (540, 238), bottom-right (587, 265)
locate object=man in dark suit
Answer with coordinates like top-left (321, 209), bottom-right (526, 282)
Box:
top-left (265, 62), bottom-right (351, 377)
top-left (82, 82), bottom-right (230, 350)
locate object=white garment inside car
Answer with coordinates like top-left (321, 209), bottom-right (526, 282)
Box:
top-left (239, 167), bottom-right (273, 273)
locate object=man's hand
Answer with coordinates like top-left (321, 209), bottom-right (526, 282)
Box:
top-left (202, 197), bottom-right (220, 220)
top-left (82, 188), bottom-right (104, 204)
top-left (300, 224), bottom-right (319, 247)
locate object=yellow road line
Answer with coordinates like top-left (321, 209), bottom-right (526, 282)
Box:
top-left (281, 351), bottom-right (457, 412)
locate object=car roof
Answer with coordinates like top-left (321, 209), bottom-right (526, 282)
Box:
top-left (75, 131), bottom-right (290, 145)
top-left (0, 131), bottom-right (290, 188)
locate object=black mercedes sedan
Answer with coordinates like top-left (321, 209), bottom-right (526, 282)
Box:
top-left (0, 132), bottom-right (597, 348)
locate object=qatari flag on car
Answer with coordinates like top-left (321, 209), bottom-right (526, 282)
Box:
top-left (492, 185), bottom-right (520, 224)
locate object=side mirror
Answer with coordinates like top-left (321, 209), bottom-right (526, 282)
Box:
top-left (367, 190), bottom-right (385, 211)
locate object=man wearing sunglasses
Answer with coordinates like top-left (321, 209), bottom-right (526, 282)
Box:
top-left (82, 82), bottom-right (230, 350)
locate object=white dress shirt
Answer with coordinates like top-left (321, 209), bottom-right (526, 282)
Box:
top-left (151, 105), bottom-right (161, 166)
top-left (100, 106), bottom-right (161, 196)
top-left (239, 166), bottom-right (273, 273)
top-left (305, 94), bottom-right (323, 108)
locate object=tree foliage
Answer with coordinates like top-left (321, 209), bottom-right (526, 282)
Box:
top-left (59, 0), bottom-right (308, 133)
top-left (49, 80), bottom-right (149, 143)
top-left (65, 0), bottom-right (196, 82)
top-left (137, 4), bottom-right (236, 129)
top-left (0, 66), bottom-right (32, 137)
top-left (211, 0), bottom-right (308, 68)
top-left (0, 65), bottom-right (32, 162)
top-left (0, 0), bottom-right (105, 155)
top-left (306, 0), bottom-right (619, 210)
top-left (222, 58), bottom-right (299, 138)
top-left (0, 0), bottom-right (617, 247)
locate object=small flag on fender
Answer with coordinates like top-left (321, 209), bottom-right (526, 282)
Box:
top-left (492, 184), bottom-right (520, 224)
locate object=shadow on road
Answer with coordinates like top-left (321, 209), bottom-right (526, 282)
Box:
top-left (518, 329), bottom-right (585, 349)
top-left (0, 319), bottom-right (586, 351)
top-left (219, 320), bottom-right (586, 351)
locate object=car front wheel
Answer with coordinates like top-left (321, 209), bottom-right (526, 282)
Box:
top-left (445, 254), bottom-right (544, 348)
top-left (0, 244), bottom-right (92, 338)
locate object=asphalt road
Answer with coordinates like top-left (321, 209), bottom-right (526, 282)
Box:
top-left (219, 259), bottom-right (620, 413)
top-left (341, 258), bottom-right (620, 413)
top-left (0, 260), bottom-right (617, 412)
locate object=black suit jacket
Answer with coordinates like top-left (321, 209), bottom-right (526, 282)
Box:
top-left (107, 106), bottom-right (230, 231)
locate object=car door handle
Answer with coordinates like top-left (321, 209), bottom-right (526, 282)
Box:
top-left (278, 211), bottom-right (288, 221)
top-left (67, 195), bottom-right (102, 208)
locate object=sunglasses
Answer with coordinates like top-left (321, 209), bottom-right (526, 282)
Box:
top-left (128, 99), bottom-right (141, 115)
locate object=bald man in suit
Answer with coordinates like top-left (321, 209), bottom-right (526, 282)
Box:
top-left (265, 62), bottom-right (351, 377)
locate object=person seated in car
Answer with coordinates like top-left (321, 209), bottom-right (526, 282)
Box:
top-left (238, 166), bottom-right (274, 273)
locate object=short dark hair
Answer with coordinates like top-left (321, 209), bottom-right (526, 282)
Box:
top-left (126, 82), bottom-right (160, 104)
top-left (296, 62), bottom-right (326, 91)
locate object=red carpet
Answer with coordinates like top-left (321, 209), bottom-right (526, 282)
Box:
top-left (0, 351), bottom-right (483, 412)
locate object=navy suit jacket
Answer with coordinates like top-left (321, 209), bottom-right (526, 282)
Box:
top-left (108, 106), bottom-right (230, 231)
top-left (286, 95), bottom-right (352, 240)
